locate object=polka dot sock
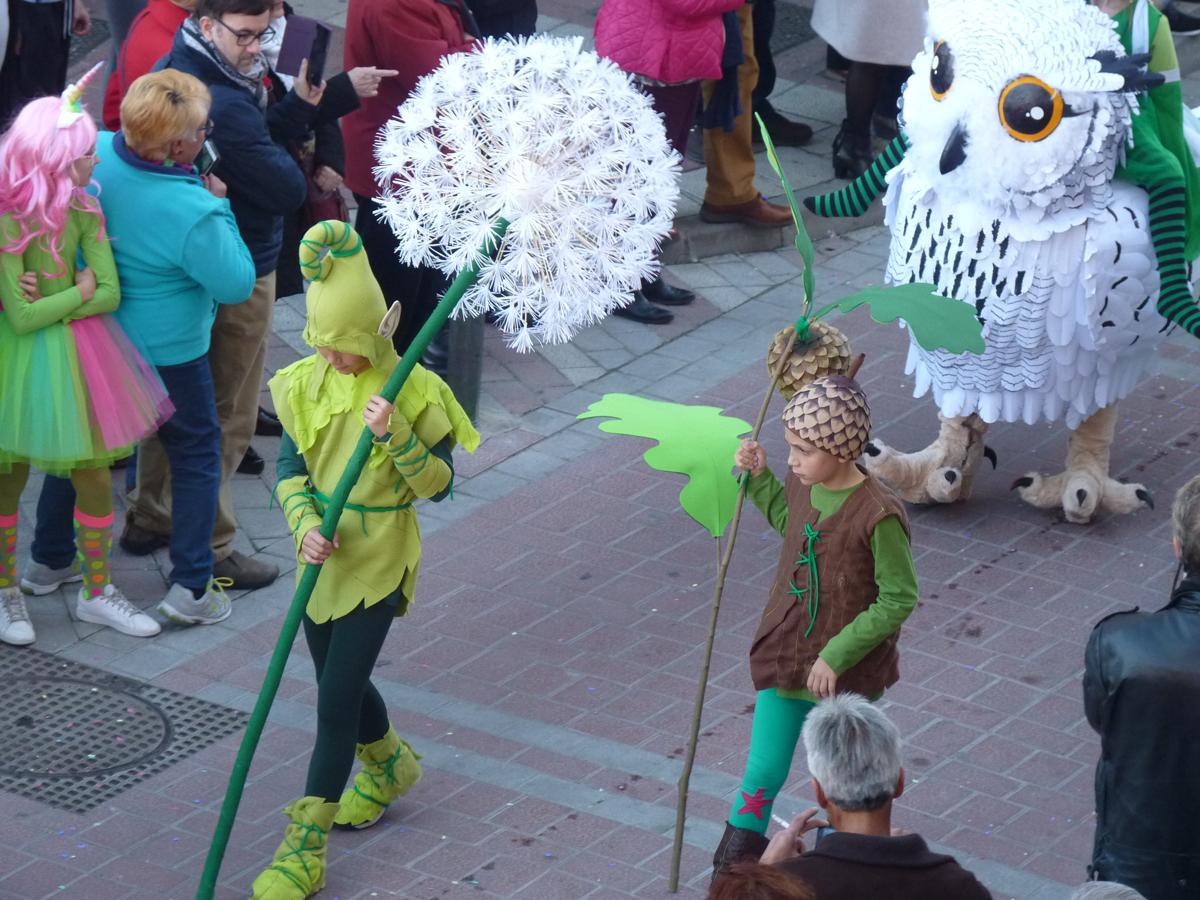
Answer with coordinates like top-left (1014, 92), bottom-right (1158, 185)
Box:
top-left (0, 513), bottom-right (17, 589)
top-left (74, 509), bottom-right (114, 600)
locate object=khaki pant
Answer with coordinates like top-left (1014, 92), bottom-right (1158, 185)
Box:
top-left (130, 272), bottom-right (276, 563)
top-left (702, 3), bottom-right (760, 207)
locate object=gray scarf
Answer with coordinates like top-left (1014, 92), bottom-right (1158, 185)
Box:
top-left (182, 17), bottom-right (269, 108)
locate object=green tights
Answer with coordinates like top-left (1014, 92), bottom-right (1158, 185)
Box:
top-left (0, 464), bottom-right (113, 593)
top-left (727, 689), bottom-right (816, 834)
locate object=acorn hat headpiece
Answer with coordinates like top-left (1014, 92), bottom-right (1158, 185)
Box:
top-left (781, 375), bottom-right (871, 462)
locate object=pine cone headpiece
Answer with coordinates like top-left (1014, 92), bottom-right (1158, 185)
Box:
top-left (781, 375), bottom-right (871, 462)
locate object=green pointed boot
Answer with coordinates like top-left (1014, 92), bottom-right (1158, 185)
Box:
top-left (250, 796), bottom-right (339, 900)
top-left (333, 726), bottom-right (422, 830)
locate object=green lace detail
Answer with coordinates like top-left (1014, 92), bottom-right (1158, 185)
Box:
top-left (787, 522), bottom-right (821, 638)
top-left (280, 484), bottom-right (412, 537)
top-left (268, 818), bottom-right (326, 890)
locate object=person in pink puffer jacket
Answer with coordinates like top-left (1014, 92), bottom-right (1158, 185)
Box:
top-left (595, 0), bottom-right (744, 324)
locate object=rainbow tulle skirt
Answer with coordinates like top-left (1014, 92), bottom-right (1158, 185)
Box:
top-left (0, 313), bottom-right (174, 476)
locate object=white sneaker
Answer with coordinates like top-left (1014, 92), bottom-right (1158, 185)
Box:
top-left (76, 585), bottom-right (161, 637)
top-left (156, 579), bottom-right (232, 626)
top-left (0, 586), bottom-right (35, 645)
top-left (21, 559), bottom-right (82, 595)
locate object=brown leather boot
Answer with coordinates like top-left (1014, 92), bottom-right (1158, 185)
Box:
top-left (700, 195), bottom-right (793, 228)
top-left (711, 821), bottom-right (770, 881)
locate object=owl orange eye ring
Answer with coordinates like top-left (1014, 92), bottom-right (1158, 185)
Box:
top-left (930, 40), bottom-right (953, 101)
top-left (998, 75), bottom-right (1064, 142)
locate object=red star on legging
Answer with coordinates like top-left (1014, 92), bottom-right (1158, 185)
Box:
top-left (737, 788), bottom-right (772, 820)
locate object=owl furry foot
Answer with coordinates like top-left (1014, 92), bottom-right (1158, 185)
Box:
top-left (862, 414), bottom-right (993, 504)
top-left (1011, 472), bottom-right (1153, 525)
top-left (1010, 404), bottom-right (1149, 524)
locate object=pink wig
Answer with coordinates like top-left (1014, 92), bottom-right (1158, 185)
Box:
top-left (0, 96), bottom-right (104, 272)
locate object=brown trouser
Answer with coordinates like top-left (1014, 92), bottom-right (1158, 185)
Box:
top-left (702, 3), bottom-right (760, 207)
top-left (129, 272), bottom-right (276, 563)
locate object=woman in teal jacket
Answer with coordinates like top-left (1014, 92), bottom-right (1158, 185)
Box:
top-left (28, 69), bottom-right (257, 626)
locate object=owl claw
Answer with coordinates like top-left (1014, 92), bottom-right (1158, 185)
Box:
top-left (983, 446), bottom-right (998, 469)
top-left (1135, 488), bottom-right (1154, 510)
top-left (1011, 475), bottom-right (1033, 491)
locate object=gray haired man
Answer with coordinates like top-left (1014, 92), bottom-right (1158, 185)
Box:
top-left (760, 695), bottom-right (991, 900)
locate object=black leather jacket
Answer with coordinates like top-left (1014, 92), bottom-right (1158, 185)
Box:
top-left (1084, 576), bottom-right (1200, 899)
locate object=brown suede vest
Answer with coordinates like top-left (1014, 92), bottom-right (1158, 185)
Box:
top-left (749, 472), bottom-right (910, 695)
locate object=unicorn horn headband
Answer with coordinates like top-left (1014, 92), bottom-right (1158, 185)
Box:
top-left (57, 61), bottom-right (105, 128)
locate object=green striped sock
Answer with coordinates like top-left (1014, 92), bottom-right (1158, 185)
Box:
top-left (1147, 182), bottom-right (1200, 339)
top-left (803, 134), bottom-right (910, 218)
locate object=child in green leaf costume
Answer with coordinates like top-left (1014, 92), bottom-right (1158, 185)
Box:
top-left (712, 376), bottom-right (918, 876)
top-left (252, 221), bottom-right (479, 900)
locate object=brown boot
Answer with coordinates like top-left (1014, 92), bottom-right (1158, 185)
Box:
top-left (711, 821), bottom-right (770, 881)
top-left (700, 195), bottom-right (793, 228)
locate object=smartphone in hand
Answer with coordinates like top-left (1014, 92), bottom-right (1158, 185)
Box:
top-left (195, 139), bottom-right (219, 177)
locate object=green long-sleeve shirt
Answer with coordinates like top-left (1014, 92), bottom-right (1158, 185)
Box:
top-left (0, 210), bottom-right (120, 335)
top-left (746, 468), bottom-right (919, 700)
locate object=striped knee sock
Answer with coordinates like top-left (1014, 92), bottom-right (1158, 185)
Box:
top-left (1148, 182), bottom-right (1200, 339)
top-left (74, 509), bottom-right (114, 599)
top-left (0, 513), bottom-right (17, 589)
top-left (804, 134), bottom-right (910, 219)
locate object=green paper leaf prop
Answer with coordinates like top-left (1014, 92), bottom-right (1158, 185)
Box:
top-left (578, 394), bottom-right (751, 539)
top-left (811, 283), bottom-right (987, 355)
top-left (756, 117), bottom-right (985, 357)
top-left (755, 113), bottom-right (814, 312)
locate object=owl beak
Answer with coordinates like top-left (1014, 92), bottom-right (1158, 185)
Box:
top-left (939, 123), bottom-right (968, 175)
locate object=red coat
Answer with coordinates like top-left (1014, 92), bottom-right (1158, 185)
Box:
top-left (593, 0), bottom-right (743, 85)
top-left (340, 0), bottom-right (475, 198)
top-left (103, 0), bottom-right (191, 131)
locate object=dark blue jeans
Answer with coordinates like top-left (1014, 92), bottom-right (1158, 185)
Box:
top-left (34, 355), bottom-right (221, 592)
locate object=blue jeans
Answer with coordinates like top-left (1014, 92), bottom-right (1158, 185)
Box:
top-left (33, 355), bottom-right (221, 592)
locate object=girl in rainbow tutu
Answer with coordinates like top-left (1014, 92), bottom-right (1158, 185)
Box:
top-left (0, 64), bottom-right (173, 645)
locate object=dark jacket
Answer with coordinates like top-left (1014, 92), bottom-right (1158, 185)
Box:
top-left (155, 27), bottom-right (310, 276)
top-left (777, 832), bottom-right (991, 900)
top-left (1084, 575), bottom-right (1200, 899)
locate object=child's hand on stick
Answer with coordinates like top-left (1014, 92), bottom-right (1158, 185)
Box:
top-left (363, 394), bottom-right (395, 438)
top-left (300, 527), bottom-right (339, 565)
top-left (807, 657), bottom-right (838, 699)
top-left (735, 439), bottom-right (766, 477)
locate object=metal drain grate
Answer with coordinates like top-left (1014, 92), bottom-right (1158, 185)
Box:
top-left (0, 648), bottom-right (247, 814)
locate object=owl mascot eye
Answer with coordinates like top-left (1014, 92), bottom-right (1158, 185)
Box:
top-left (801, 0), bottom-right (1200, 525)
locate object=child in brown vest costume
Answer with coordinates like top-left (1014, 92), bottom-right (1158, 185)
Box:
top-left (713, 375), bottom-right (919, 875)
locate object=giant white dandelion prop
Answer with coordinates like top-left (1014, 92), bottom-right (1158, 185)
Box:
top-left (374, 35), bottom-right (681, 351)
top-left (198, 35), bottom-right (680, 900)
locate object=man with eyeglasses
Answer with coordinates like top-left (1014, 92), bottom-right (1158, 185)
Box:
top-left (115, 0), bottom-right (326, 599)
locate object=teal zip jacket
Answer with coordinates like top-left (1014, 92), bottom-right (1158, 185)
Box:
top-left (92, 130), bottom-right (256, 366)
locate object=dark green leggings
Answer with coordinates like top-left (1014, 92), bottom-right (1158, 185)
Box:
top-left (302, 596), bottom-right (396, 801)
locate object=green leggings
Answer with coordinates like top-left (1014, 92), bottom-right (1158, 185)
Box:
top-left (0, 464), bottom-right (112, 517)
top-left (728, 689), bottom-right (816, 833)
top-left (302, 596), bottom-right (397, 801)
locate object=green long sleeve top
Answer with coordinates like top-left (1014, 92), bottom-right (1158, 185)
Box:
top-left (0, 209), bottom-right (120, 334)
top-left (746, 468), bottom-right (919, 701)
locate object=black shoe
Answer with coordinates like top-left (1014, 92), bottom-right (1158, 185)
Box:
top-left (238, 445), bottom-right (265, 476)
top-left (119, 514), bottom-right (170, 556)
top-left (212, 549), bottom-right (279, 590)
top-left (752, 108), bottom-right (814, 148)
top-left (613, 291), bottom-right (674, 325)
top-left (641, 276), bottom-right (695, 307)
top-left (711, 822), bottom-right (770, 882)
top-left (255, 406), bottom-right (282, 437)
top-left (1165, 2), bottom-right (1200, 35)
top-left (832, 120), bottom-right (872, 180)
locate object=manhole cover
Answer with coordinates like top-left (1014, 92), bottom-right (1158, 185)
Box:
top-left (0, 648), bottom-right (247, 814)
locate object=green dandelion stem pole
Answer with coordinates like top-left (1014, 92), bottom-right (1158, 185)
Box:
top-left (668, 326), bottom-right (797, 892)
top-left (196, 218), bottom-right (509, 900)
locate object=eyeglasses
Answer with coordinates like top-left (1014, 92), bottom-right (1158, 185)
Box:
top-left (212, 17), bottom-right (274, 47)
top-left (198, 118), bottom-right (215, 138)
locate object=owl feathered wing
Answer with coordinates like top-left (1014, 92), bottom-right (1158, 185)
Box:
top-left (885, 171), bottom-right (1172, 429)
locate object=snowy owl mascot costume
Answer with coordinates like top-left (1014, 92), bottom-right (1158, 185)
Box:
top-left (805, 0), bottom-right (1185, 524)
